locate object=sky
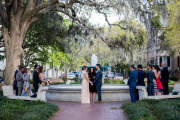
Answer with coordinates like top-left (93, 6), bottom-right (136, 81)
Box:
top-left (88, 11), bottom-right (120, 27)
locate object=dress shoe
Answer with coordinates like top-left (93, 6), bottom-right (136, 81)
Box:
top-left (95, 101), bottom-right (102, 103)
top-left (31, 94), bottom-right (37, 98)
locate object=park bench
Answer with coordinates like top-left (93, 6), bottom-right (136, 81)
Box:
top-left (2, 85), bottom-right (48, 102)
top-left (136, 84), bottom-right (180, 100)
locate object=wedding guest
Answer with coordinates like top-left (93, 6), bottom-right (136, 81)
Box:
top-left (152, 65), bottom-right (157, 95)
top-left (137, 64), bottom-right (145, 86)
top-left (127, 64), bottom-right (137, 103)
top-left (38, 66), bottom-right (46, 84)
top-left (159, 67), bottom-right (164, 95)
top-left (16, 66), bottom-right (24, 96)
top-left (12, 66), bottom-right (19, 95)
top-left (31, 65), bottom-right (44, 98)
top-left (147, 64), bottom-right (156, 96)
top-left (136, 64), bottom-right (145, 100)
top-left (161, 62), bottom-right (169, 95)
top-left (21, 68), bottom-right (31, 96)
top-left (88, 67), bottom-right (97, 103)
top-left (154, 65), bottom-right (163, 95)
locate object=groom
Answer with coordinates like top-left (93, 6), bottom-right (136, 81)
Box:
top-left (93, 64), bottom-right (102, 103)
top-left (31, 65), bottom-right (44, 98)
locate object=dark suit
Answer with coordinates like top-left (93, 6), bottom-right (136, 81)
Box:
top-left (136, 70), bottom-right (146, 100)
top-left (161, 67), bottom-right (169, 95)
top-left (93, 70), bottom-right (102, 101)
top-left (137, 70), bottom-right (146, 86)
top-left (147, 70), bottom-right (156, 96)
top-left (13, 70), bottom-right (19, 95)
top-left (128, 70), bottom-right (137, 103)
top-left (33, 70), bottom-right (42, 94)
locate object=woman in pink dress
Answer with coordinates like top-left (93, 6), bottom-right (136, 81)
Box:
top-left (81, 66), bottom-right (93, 104)
top-left (155, 65), bottom-right (163, 95)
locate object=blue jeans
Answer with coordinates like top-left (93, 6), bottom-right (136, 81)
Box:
top-left (96, 85), bottom-right (102, 101)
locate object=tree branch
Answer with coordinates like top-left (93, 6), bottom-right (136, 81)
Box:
top-left (0, 1), bottom-right (8, 28)
top-left (7, 0), bottom-right (16, 28)
top-left (14, 0), bottom-right (23, 22)
top-left (0, 50), bottom-right (5, 53)
top-left (9, 0), bottom-right (16, 6)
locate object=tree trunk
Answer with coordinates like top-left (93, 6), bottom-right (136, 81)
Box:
top-left (53, 53), bottom-right (54, 78)
top-left (65, 68), bottom-right (69, 78)
top-left (56, 69), bottom-right (58, 79)
top-left (4, 34), bottom-right (24, 85)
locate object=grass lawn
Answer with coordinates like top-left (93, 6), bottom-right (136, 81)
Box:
top-left (0, 90), bottom-right (59, 120)
top-left (121, 99), bottom-right (180, 120)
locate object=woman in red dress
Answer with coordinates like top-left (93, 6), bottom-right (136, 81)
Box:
top-left (155, 65), bottom-right (163, 95)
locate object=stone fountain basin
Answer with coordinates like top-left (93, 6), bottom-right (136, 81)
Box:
top-left (47, 84), bottom-right (130, 102)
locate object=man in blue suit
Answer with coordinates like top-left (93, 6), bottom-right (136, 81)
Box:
top-left (127, 65), bottom-right (137, 103)
top-left (147, 64), bottom-right (156, 96)
top-left (93, 64), bottom-right (102, 103)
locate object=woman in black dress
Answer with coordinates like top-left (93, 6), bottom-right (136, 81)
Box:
top-left (88, 67), bottom-right (97, 103)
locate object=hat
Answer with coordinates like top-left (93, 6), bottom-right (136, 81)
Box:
top-left (137, 64), bottom-right (142, 69)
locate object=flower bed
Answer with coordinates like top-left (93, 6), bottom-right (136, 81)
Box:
top-left (121, 99), bottom-right (180, 120)
top-left (104, 78), bottom-right (125, 84)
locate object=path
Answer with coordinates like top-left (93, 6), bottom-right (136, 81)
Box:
top-left (48, 101), bottom-right (127, 120)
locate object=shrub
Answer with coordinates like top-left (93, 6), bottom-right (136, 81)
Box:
top-left (104, 78), bottom-right (111, 83)
top-left (31, 88), bottom-right (35, 93)
top-left (74, 77), bottom-right (79, 82)
top-left (78, 78), bottom-right (83, 84)
top-left (62, 77), bottom-right (68, 84)
top-left (30, 80), bottom-right (33, 84)
top-left (122, 100), bottom-right (155, 120)
top-left (113, 79), bottom-right (121, 84)
top-left (121, 99), bottom-right (180, 120)
top-left (70, 82), bottom-right (79, 84)
top-left (0, 90), bottom-right (3, 97)
top-left (169, 87), bottom-right (174, 93)
top-left (169, 76), bottom-right (179, 81)
top-left (0, 95), bottom-right (59, 120)
top-left (168, 80), bottom-right (177, 85)
top-left (120, 80), bottom-right (125, 84)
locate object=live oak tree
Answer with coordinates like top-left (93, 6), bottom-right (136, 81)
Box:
top-left (163, 0), bottom-right (180, 53)
top-left (21, 12), bottom-right (66, 68)
top-left (0, 0), bottom-right (166, 85)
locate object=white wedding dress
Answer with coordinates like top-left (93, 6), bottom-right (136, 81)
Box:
top-left (81, 71), bottom-right (90, 103)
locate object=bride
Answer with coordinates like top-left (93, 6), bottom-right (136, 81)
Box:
top-left (81, 66), bottom-right (93, 103)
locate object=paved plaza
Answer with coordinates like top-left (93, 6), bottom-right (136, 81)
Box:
top-left (48, 101), bottom-right (127, 120)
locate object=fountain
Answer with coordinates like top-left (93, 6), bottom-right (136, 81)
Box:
top-left (91, 54), bottom-right (98, 66)
top-left (46, 55), bottom-right (131, 102)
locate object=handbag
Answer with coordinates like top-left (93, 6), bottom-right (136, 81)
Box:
top-left (172, 91), bottom-right (179, 95)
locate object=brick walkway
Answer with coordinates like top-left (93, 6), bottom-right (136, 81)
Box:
top-left (48, 101), bottom-right (127, 120)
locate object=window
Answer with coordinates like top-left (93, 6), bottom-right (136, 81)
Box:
top-left (167, 56), bottom-right (170, 67)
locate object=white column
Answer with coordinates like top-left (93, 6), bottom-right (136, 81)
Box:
top-left (162, 56), bottom-right (168, 67)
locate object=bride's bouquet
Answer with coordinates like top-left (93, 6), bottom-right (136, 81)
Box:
top-left (45, 79), bottom-right (52, 86)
